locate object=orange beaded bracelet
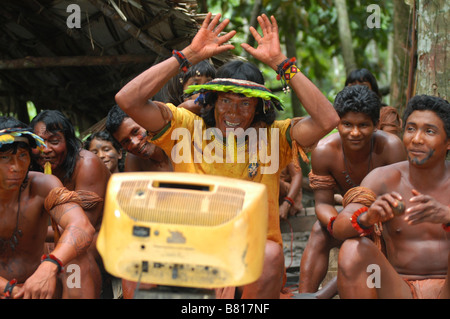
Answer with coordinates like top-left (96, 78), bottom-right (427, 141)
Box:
top-left (350, 206), bottom-right (372, 236)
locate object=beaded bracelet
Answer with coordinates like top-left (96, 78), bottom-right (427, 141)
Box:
top-left (172, 50), bottom-right (191, 73)
top-left (350, 206), bottom-right (372, 236)
top-left (327, 216), bottom-right (336, 236)
top-left (284, 196), bottom-right (295, 206)
top-left (442, 205), bottom-right (450, 232)
top-left (442, 223), bottom-right (450, 232)
top-left (276, 57), bottom-right (299, 93)
top-left (3, 279), bottom-right (17, 299)
top-left (41, 254), bottom-right (64, 274)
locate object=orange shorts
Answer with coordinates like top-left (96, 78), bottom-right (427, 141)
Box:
top-left (404, 278), bottom-right (446, 299)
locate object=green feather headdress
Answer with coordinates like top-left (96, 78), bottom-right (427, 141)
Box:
top-left (0, 128), bottom-right (46, 151)
top-left (184, 78), bottom-right (284, 111)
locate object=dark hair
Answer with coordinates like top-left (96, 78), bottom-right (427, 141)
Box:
top-left (403, 95), bottom-right (450, 138)
top-left (84, 130), bottom-right (122, 153)
top-left (105, 104), bottom-right (129, 136)
top-left (30, 110), bottom-right (81, 182)
top-left (201, 60), bottom-right (276, 127)
top-left (0, 116), bottom-right (32, 154)
top-left (0, 116), bottom-right (28, 130)
top-left (345, 68), bottom-right (381, 99)
top-left (163, 60), bottom-right (216, 105)
top-left (334, 85), bottom-right (381, 126)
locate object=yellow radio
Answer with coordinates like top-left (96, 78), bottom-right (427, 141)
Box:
top-left (97, 172), bottom-right (268, 289)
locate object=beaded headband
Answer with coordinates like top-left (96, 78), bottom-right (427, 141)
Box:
top-left (184, 78), bottom-right (284, 112)
top-left (0, 128), bottom-right (46, 151)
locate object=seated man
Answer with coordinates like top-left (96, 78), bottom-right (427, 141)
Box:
top-left (298, 85), bottom-right (406, 298)
top-left (30, 110), bottom-right (111, 298)
top-left (115, 13), bottom-right (339, 298)
top-left (0, 117), bottom-right (94, 299)
top-left (106, 104), bottom-right (172, 172)
top-left (333, 95), bottom-right (450, 299)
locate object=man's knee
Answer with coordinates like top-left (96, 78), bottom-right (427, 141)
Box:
top-left (264, 240), bottom-right (284, 274)
top-left (311, 220), bottom-right (324, 236)
top-left (338, 237), bottom-right (375, 277)
top-left (307, 220), bottom-right (335, 250)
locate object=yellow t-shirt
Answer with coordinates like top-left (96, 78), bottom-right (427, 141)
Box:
top-left (149, 103), bottom-right (294, 246)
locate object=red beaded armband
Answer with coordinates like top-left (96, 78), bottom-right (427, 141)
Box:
top-left (41, 254), bottom-right (64, 274)
top-left (327, 216), bottom-right (336, 236)
top-left (443, 205), bottom-right (450, 232)
top-left (350, 206), bottom-right (372, 236)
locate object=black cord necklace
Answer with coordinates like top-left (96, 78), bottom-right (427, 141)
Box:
top-left (342, 137), bottom-right (374, 188)
top-left (0, 187), bottom-right (23, 254)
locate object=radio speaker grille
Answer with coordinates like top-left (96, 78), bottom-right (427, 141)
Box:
top-left (116, 180), bottom-right (245, 226)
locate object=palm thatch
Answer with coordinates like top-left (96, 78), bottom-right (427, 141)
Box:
top-left (0, 0), bottom-right (233, 132)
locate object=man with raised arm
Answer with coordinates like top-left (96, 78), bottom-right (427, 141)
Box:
top-left (115, 13), bottom-right (339, 298)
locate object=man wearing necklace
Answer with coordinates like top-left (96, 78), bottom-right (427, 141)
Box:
top-left (115, 13), bottom-right (339, 298)
top-left (298, 85), bottom-right (406, 298)
top-left (0, 117), bottom-right (94, 299)
top-left (333, 94), bottom-right (450, 298)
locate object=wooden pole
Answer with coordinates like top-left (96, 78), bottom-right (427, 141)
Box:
top-left (0, 55), bottom-right (155, 69)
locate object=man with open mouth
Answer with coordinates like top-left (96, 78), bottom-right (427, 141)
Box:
top-left (115, 12), bottom-right (340, 299)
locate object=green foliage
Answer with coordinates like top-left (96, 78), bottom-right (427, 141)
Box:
top-left (204, 0), bottom-right (393, 117)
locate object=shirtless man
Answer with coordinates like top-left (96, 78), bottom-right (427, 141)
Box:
top-left (298, 85), bottom-right (406, 297)
top-left (106, 104), bottom-right (172, 172)
top-left (0, 117), bottom-right (94, 299)
top-left (30, 110), bottom-right (111, 298)
top-left (333, 94), bottom-right (449, 299)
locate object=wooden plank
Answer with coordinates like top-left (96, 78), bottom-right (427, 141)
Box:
top-left (0, 55), bottom-right (155, 69)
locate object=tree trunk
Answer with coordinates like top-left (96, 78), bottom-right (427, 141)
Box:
top-left (246, 0), bottom-right (263, 49)
top-left (415, 0), bottom-right (449, 100)
top-left (334, 0), bottom-right (357, 75)
top-left (389, 0), bottom-right (412, 114)
top-left (286, 33), bottom-right (303, 117)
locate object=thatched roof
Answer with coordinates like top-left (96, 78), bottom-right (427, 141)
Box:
top-left (0, 0), bottom-right (231, 132)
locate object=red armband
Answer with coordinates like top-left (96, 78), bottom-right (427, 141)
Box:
top-left (350, 206), bottom-right (372, 236)
top-left (41, 254), bottom-right (64, 274)
top-left (442, 223), bottom-right (450, 232)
